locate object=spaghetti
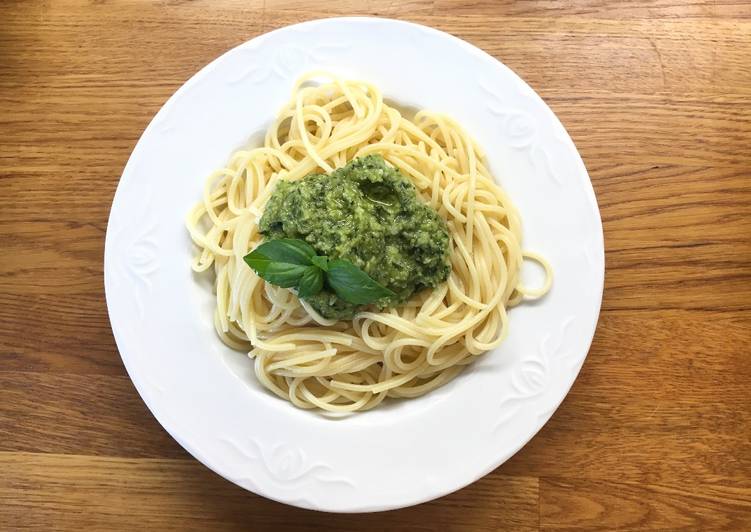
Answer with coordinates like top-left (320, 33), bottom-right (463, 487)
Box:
top-left (186, 72), bottom-right (552, 412)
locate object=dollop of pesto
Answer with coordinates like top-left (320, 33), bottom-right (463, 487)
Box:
top-left (259, 155), bottom-right (451, 319)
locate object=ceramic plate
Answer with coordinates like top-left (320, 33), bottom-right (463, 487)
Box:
top-left (104, 17), bottom-right (604, 512)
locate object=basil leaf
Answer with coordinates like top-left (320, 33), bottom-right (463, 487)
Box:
top-left (326, 259), bottom-right (396, 304)
top-left (243, 249), bottom-right (272, 276)
top-left (261, 262), bottom-right (309, 288)
top-left (243, 239), bottom-right (393, 308)
top-left (311, 255), bottom-right (329, 271)
top-left (251, 238), bottom-right (316, 266)
top-left (243, 238), bottom-right (316, 277)
top-left (297, 266), bottom-right (324, 298)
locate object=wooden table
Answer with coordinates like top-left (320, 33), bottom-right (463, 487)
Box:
top-left (2, 1), bottom-right (750, 530)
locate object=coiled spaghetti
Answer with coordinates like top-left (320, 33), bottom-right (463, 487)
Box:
top-left (187, 72), bottom-right (552, 412)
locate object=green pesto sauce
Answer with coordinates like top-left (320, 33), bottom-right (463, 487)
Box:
top-left (259, 155), bottom-right (451, 319)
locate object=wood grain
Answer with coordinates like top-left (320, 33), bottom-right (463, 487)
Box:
top-left (540, 477), bottom-right (751, 530)
top-left (1, 0), bottom-right (750, 530)
top-left (0, 453), bottom-right (539, 531)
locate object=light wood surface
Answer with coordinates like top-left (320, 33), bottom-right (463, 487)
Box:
top-left (1, 1), bottom-right (750, 530)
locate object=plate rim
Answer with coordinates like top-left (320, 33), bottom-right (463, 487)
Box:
top-left (104, 15), bottom-right (605, 513)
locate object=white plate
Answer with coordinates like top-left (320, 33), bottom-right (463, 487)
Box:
top-left (105, 17), bottom-right (604, 512)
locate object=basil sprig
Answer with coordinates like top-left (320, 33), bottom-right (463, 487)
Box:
top-left (243, 238), bottom-right (395, 305)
